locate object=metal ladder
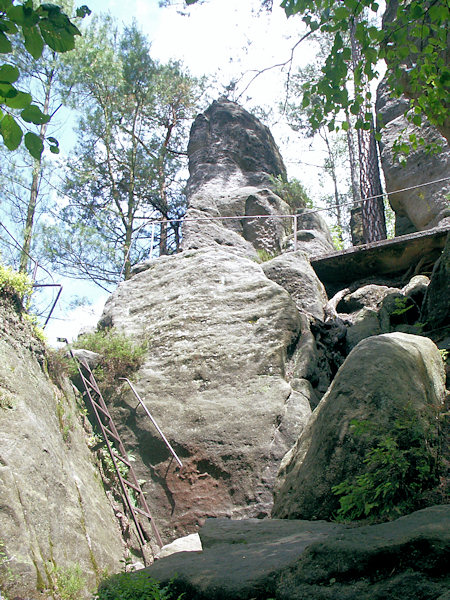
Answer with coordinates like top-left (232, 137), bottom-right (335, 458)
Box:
top-left (65, 344), bottom-right (163, 556)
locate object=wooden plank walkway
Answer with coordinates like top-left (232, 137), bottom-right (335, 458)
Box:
top-left (310, 226), bottom-right (449, 295)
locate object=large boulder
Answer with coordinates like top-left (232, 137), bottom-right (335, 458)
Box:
top-left (336, 278), bottom-right (429, 351)
top-left (98, 248), bottom-right (312, 539)
top-left (262, 251), bottom-right (328, 320)
top-left (182, 98), bottom-right (292, 257)
top-left (376, 80), bottom-right (450, 235)
top-left (0, 296), bottom-right (124, 599)
top-left (272, 332), bottom-right (446, 520)
top-left (113, 505), bottom-right (450, 600)
top-left (283, 209), bottom-right (335, 257)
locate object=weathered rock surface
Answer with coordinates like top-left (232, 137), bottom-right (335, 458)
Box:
top-left (262, 251), bottom-right (328, 320)
top-left (98, 248), bottom-right (312, 539)
top-left (0, 296), bottom-right (124, 599)
top-left (155, 533), bottom-right (202, 560)
top-left (283, 209), bottom-right (335, 257)
top-left (119, 505), bottom-right (449, 600)
top-left (181, 98), bottom-right (293, 257)
top-left (421, 232), bottom-right (450, 332)
top-left (376, 80), bottom-right (450, 235)
top-left (272, 332), bottom-right (446, 520)
top-left (334, 277), bottom-right (433, 350)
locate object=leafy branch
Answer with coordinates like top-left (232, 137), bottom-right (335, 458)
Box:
top-left (0, 0), bottom-right (91, 158)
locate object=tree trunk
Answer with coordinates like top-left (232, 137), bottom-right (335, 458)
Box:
top-left (350, 17), bottom-right (387, 244)
top-left (19, 65), bottom-right (54, 274)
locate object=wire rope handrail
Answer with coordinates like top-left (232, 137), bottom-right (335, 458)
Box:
top-left (120, 378), bottom-right (183, 469)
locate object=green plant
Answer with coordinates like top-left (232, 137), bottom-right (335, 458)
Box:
top-left (71, 329), bottom-right (148, 393)
top-left (439, 349), bottom-right (449, 363)
top-left (99, 446), bottom-right (131, 481)
top-left (332, 408), bottom-right (443, 522)
top-left (49, 563), bottom-right (86, 600)
top-left (94, 571), bottom-right (183, 600)
top-left (56, 399), bottom-right (73, 444)
top-left (23, 313), bottom-right (46, 343)
top-left (255, 248), bottom-right (277, 263)
top-left (0, 263), bottom-right (33, 299)
top-left (391, 296), bottom-right (415, 317)
top-left (0, 539), bottom-right (15, 597)
top-left (330, 224), bottom-right (344, 250)
top-left (269, 174), bottom-right (313, 213)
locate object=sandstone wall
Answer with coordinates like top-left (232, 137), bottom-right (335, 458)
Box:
top-left (0, 296), bottom-right (124, 599)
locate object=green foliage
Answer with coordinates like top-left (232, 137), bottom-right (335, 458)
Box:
top-left (439, 349), bottom-right (448, 363)
top-left (391, 296), bottom-right (415, 317)
top-left (49, 563), bottom-right (86, 600)
top-left (332, 408), bottom-right (443, 522)
top-left (0, 1), bottom-right (90, 158)
top-left (278, 0), bottom-right (449, 138)
top-left (330, 224), bottom-right (344, 250)
top-left (269, 174), bottom-right (313, 213)
top-left (0, 261), bottom-right (32, 298)
top-left (72, 328), bottom-right (148, 393)
top-left (94, 571), bottom-right (183, 600)
top-left (23, 312), bottom-right (46, 341)
top-left (56, 397), bottom-right (72, 443)
top-left (255, 248), bottom-right (277, 263)
top-left (0, 539), bottom-right (15, 588)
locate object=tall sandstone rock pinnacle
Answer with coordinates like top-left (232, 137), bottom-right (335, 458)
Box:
top-left (97, 99), bottom-right (332, 541)
top-left (181, 97), bottom-right (292, 258)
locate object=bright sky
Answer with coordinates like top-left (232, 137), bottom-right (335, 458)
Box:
top-left (45, 0), bottom-right (328, 345)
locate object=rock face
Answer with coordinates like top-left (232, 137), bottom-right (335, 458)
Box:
top-left (99, 248), bottom-right (312, 539)
top-left (181, 98), bottom-right (293, 258)
top-left (262, 251), bottom-right (328, 320)
top-left (272, 332), bottom-right (446, 520)
top-left (116, 505), bottom-right (450, 600)
top-left (283, 209), bottom-right (335, 257)
top-left (0, 296), bottom-right (124, 599)
top-left (421, 232), bottom-right (450, 332)
top-left (376, 80), bottom-right (450, 235)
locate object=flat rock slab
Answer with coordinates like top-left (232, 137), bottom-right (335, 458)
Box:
top-left (311, 226), bottom-right (449, 295)
top-left (118, 506), bottom-right (450, 600)
top-left (138, 519), bottom-right (343, 599)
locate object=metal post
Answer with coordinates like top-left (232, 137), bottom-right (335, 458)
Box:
top-left (293, 214), bottom-right (298, 252)
top-left (149, 222), bottom-right (155, 261)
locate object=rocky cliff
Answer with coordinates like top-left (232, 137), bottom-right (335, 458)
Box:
top-left (92, 99), bottom-right (448, 548)
top-left (0, 294), bottom-right (124, 599)
top-left (376, 80), bottom-right (450, 236)
top-left (2, 95), bottom-right (448, 600)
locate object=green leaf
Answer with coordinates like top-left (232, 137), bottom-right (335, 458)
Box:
top-left (49, 144), bottom-right (60, 154)
top-left (0, 81), bottom-right (16, 98)
top-left (0, 64), bottom-right (19, 83)
top-left (23, 25), bottom-right (44, 59)
top-left (6, 5), bottom-right (25, 25)
top-left (341, 120), bottom-right (349, 131)
top-left (0, 19), bottom-right (18, 34)
top-left (76, 5), bottom-right (91, 18)
top-left (39, 19), bottom-right (79, 53)
top-left (21, 104), bottom-right (51, 124)
top-left (0, 31), bottom-right (12, 53)
top-left (24, 131), bottom-right (44, 159)
top-left (334, 7), bottom-right (349, 20)
top-left (0, 113), bottom-right (23, 150)
top-left (5, 90), bottom-right (32, 108)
